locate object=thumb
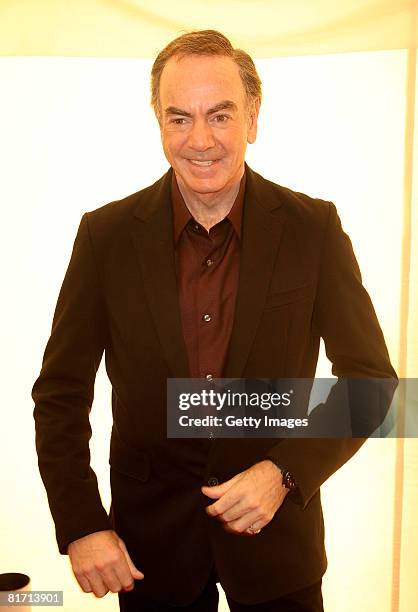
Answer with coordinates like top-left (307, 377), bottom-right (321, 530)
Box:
top-left (201, 484), bottom-right (224, 499)
top-left (201, 474), bottom-right (239, 498)
top-left (117, 537), bottom-right (144, 580)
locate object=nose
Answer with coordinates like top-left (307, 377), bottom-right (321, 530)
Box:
top-left (187, 119), bottom-right (216, 152)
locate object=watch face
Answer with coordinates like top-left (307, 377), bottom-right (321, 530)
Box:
top-left (283, 470), bottom-right (297, 490)
top-left (287, 477), bottom-right (297, 490)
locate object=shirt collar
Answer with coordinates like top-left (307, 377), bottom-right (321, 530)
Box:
top-left (171, 169), bottom-right (246, 244)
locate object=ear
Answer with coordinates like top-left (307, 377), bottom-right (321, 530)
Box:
top-left (247, 98), bottom-right (260, 144)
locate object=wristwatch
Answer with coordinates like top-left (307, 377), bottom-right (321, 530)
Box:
top-left (267, 457), bottom-right (298, 492)
top-left (280, 468), bottom-right (298, 492)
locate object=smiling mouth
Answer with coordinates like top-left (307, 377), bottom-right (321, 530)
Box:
top-left (188, 159), bottom-right (218, 166)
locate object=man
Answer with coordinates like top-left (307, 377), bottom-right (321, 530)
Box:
top-left (32, 30), bottom-right (397, 612)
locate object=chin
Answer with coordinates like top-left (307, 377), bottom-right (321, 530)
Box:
top-left (184, 177), bottom-right (226, 195)
top-left (183, 168), bottom-right (233, 193)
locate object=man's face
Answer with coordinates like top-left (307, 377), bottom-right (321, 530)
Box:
top-left (158, 54), bottom-right (259, 199)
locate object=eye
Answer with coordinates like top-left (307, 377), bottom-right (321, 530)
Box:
top-left (214, 114), bottom-right (229, 123)
top-left (169, 117), bottom-right (187, 125)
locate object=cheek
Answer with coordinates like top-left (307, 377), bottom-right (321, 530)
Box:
top-left (164, 134), bottom-right (187, 155)
top-left (224, 129), bottom-right (247, 152)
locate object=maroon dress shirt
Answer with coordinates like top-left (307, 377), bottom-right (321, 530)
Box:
top-left (171, 169), bottom-right (246, 380)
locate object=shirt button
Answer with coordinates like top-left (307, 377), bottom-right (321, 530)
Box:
top-left (206, 374), bottom-right (213, 381)
top-left (206, 258), bottom-right (213, 267)
top-left (202, 314), bottom-right (212, 322)
top-left (207, 477), bottom-right (219, 486)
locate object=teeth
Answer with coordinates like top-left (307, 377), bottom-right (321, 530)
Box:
top-left (189, 160), bottom-right (215, 166)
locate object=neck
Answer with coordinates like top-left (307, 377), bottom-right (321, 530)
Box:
top-left (175, 168), bottom-right (244, 232)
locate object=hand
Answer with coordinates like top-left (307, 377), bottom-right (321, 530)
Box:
top-left (68, 529), bottom-right (144, 598)
top-left (201, 460), bottom-right (288, 535)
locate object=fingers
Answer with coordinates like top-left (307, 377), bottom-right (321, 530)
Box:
top-left (206, 475), bottom-right (258, 520)
top-left (69, 530), bottom-right (144, 598)
top-left (205, 483), bottom-right (277, 535)
top-left (219, 499), bottom-right (277, 535)
top-left (204, 465), bottom-right (271, 518)
top-left (74, 553), bottom-right (124, 597)
top-left (201, 473), bottom-right (240, 499)
top-left (76, 554), bottom-right (139, 597)
top-left (75, 572), bottom-right (94, 594)
top-left (210, 498), bottom-right (246, 522)
top-left (205, 480), bottom-right (244, 517)
top-left (223, 509), bottom-right (266, 536)
top-left (75, 567), bottom-right (110, 598)
top-left (117, 537), bottom-right (145, 580)
top-left (205, 461), bottom-right (287, 533)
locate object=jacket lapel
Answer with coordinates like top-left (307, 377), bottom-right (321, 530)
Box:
top-left (224, 164), bottom-right (287, 378)
top-left (128, 164), bottom-right (287, 380)
top-left (129, 168), bottom-right (190, 378)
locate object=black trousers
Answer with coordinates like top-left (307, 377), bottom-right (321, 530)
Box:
top-left (118, 566), bottom-right (324, 612)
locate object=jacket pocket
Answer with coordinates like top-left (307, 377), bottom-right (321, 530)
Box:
top-left (263, 283), bottom-right (313, 311)
top-left (109, 441), bottom-right (150, 482)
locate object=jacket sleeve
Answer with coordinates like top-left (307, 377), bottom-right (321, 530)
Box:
top-left (265, 202), bottom-right (398, 509)
top-left (32, 213), bottom-right (112, 554)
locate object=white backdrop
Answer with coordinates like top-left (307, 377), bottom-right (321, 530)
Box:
top-left (0, 50), bottom-right (414, 611)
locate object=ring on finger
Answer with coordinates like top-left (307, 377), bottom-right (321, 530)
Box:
top-left (246, 524), bottom-right (261, 535)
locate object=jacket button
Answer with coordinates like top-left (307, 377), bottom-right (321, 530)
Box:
top-left (207, 477), bottom-right (219, 487)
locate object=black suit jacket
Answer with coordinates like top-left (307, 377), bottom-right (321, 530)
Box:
top-left (32, 164), bottom-right (397, 605)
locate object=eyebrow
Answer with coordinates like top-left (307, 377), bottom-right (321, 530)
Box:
top-left (164, 100), bottom-right (238, 118)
